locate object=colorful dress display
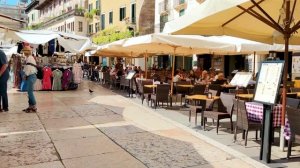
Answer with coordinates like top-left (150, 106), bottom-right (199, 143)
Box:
top-left (62, 69), bottom-right (72, 90)
top-left (34, 79), bottom-right (43, 91)
top-left (72, 62), bottom-right (83, 84)
top-left (42, 66), bottom-right (52, 90)
top-left (52, 69), bottom-right (63, 91)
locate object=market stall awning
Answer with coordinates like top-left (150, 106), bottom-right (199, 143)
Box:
top-left (13, 30), bottom-right (92, 53)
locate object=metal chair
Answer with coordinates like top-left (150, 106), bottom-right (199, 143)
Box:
top-left (193, 84), bottom-right (206, 95)
top-left (286, 106), bottom-right (300, 159)
top-left (203, 93), bottom-right (234, 134)
top-left (233, 99), bottom-right (261, 146)
top-left (287, 98), bottom-right (300, 109)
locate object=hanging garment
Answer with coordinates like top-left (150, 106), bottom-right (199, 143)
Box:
top-left (42, 66), bottom-right (52, 90)
top-left (38, 44), bottom-right (43, 56)
top-left (62, 69), bottom-right (72, 90)
top-left (52, 69), bottom-right (63, 91)
top-left (72, 62), bottom-right (83, 84)
top-left (13, 56), bottom-right (22, 89)
top-left (34, 79), bottom-right (43, 91)
top-left (48, 39), bottom-right (55, 55)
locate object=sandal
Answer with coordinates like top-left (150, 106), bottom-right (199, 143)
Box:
top-left (25, 108), bottom-right (37, 113)
top-left (23, 108), bottom-right (31, 112)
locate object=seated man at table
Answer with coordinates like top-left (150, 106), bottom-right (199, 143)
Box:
top-left (212, 73), bottom-right (228, 85)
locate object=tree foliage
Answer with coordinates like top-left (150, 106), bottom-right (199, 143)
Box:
top-left (92, 27), bottom-right (134, 45)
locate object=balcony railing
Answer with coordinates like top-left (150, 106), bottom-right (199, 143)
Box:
top-left (41, 9), bottom-right (85, 28)
top-left (159, 0), bottom-right (169, 15)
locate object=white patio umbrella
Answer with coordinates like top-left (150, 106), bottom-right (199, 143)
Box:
top-left (121, 34), bottom-right (236, 95)
top-left (164, 0), bottom-right (300, 150)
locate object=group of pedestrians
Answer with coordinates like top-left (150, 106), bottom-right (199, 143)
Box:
top-left (0, 46), bottom-right (37, 113)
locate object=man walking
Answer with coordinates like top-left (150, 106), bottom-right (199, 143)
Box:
top-left (0, 49), bottom-right (9, 112)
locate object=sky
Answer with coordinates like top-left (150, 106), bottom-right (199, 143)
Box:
top-left (5, 0), bottom-right (21, 5)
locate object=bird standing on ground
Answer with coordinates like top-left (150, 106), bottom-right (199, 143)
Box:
top-left (89, 89), bottom-right (94, 94)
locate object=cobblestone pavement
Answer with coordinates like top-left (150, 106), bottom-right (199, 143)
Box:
top-left (0, 81), bottom-right (265, 168)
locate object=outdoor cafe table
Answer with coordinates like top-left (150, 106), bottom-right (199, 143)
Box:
top-left (144, 85), bottom-right (157, 88)
top-left (236, 94), bottom-right (253, 100)
top-left (185, 95), bottom-right (220, 126)
top-left (177, 84), bottom-right (194, 88)
top-left (245, 102), bottom-right (291, 140)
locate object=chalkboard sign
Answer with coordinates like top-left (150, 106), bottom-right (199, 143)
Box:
top-left (254, 61), bottom-right (284, 105)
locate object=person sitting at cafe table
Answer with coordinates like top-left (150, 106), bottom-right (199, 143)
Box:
top-left (173, 70), bottom-right (182, 83)
top-left (212, 73), bottom-right (228, 85)
top-left (196, 70), bottom-right (210, 85)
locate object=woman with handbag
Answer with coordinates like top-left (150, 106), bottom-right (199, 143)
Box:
top-left (22, 46), bottom-right (38, 113)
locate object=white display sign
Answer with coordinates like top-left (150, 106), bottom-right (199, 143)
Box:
top-left (126, 71), bottom-right (136, 80)
top-left (230, 72), bottom-right (252, 87)
top-left (254, 61), bottom-right (284, 105)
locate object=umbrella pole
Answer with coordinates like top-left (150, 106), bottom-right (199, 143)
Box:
top-left (144, 52), bottom-right (147, 78)
top-left (253, 52), bottom-right (256, 78)
top-left (279, 34), bottom-right (290, 151)
top-left (170, 48), bottom-right (176, 107)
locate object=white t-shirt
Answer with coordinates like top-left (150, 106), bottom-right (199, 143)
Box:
top-left (173, 74), bottom-right (181, 82)
top-left (24, 56), bottom-right (37, 76)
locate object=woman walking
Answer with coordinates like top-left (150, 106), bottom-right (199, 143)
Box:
top-left (22, 46), bottom-right (38, 113)
top-left (0, 49), bottom-right (9, 112)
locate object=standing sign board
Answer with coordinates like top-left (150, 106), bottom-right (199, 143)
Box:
top-left (254, 61), bottom-right (284, 163)
top-left (254, 61), bottom-right (284, 105)
top-left (230, 72), bottom-right (252, 87)
top-left (126, 71), bottom-right (136, 97)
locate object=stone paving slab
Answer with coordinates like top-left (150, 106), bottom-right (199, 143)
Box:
top-left (53, 136), bottom-right (123, 159)
top-left (41, 117), bottom-right (91, 131)
top-left (0, 131), bottom-right (50, 147)
top-left (37, 109), bottom-right (79, 119)
top-left (63, 151), bottom-right (147, 168)
top-left (47, 126), bottom-right (104, 141)
top-left (0, 120), bottom-right (44, 134)
top-left (0, 141), bottom-right (59, 168)
top-left (12, 161), bottom-right (64, 168)
top-left (83, 114), bottom-right (124, 125)
top-left (71, 104), bottom-right (116, 117)
top-left (0, 113), bottom-right (39, 122)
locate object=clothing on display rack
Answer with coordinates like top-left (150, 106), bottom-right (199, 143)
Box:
top-left (34, 79), bottom-right (42, 91)
top-left (62, 69), bottom-right (72, 90)
top-left (72, 62), bottom-right (83, 84)
top-left (48, 39), bottom-right (55, 55)
top-left (12, 55), bottom-right (22, 88)
top-left (52, 69), bottom-right (63, 91)
top-left (42, 66), bottom-right (52, 90)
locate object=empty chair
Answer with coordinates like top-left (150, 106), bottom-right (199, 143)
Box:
top-left (247, 89), bottom-right (254, 94)
top-left (203, 93), bottom-right (234, 134)
top-left (287, 97), bottom-right (300, 109)
top-left (175, 81), bottom-right (192, 105)
top-left (141, 80), bottom-right (153, 105)
top-left (290, 87), bottom-right (300, 92)
top-left (193, 84), bottom-right (206, 95)
top-left (151, 84), bottom-right (170, 109)
top-left (286, 106), bottom-right (300, 159)
top-left (233, 99), bottom-right (261, 146)
top-left (208, 84), bottom-right (222, 96)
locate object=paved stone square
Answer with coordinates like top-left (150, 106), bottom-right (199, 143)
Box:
top-left (0, 81), bottom-right (265, 168)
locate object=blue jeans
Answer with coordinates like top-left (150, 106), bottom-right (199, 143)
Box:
top-left (26, 74), bottom-right (37, 106)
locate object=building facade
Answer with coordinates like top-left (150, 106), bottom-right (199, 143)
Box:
top-left (0, 4), bottom-right (27, 29)
top-left (26, 0), bottom-right (88, 36)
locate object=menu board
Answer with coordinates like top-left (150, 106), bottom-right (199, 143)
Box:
top-left (230, 72), bottom-right (252, 87)
top-left (126, 71), bottom-right (136, 80)
top-left (254, 61), bottom-right (284, 105)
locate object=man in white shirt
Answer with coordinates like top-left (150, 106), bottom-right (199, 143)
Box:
top-left (22, 46), bottom-right (38, 113)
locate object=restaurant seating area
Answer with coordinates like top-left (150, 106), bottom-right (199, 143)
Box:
top-left (94, 74), bottom-right (300, 159)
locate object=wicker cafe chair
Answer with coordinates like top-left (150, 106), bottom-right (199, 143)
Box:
top-left (286, 106), bottom-right (300, 159)
top-left (193, 84), bottom-right (206, 95)
top-left (141, 80), bottom-right (153, 105)
top-left (208, 84), bottom-right (222, 96)
top-left (290, 87), bottom-right (300, 92)
top-left (188, 89), bottom-right (218, 125)
top-left (175, 81), bottom-right (192, 105)
top-left (203, 93), bottom-right (234, 134)
top-left (151, 84), bottom-right (170, 109)
top-left (286, 98), bottom-right (300, 108)
top-left (233, 99), bottom-right (261, 146)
